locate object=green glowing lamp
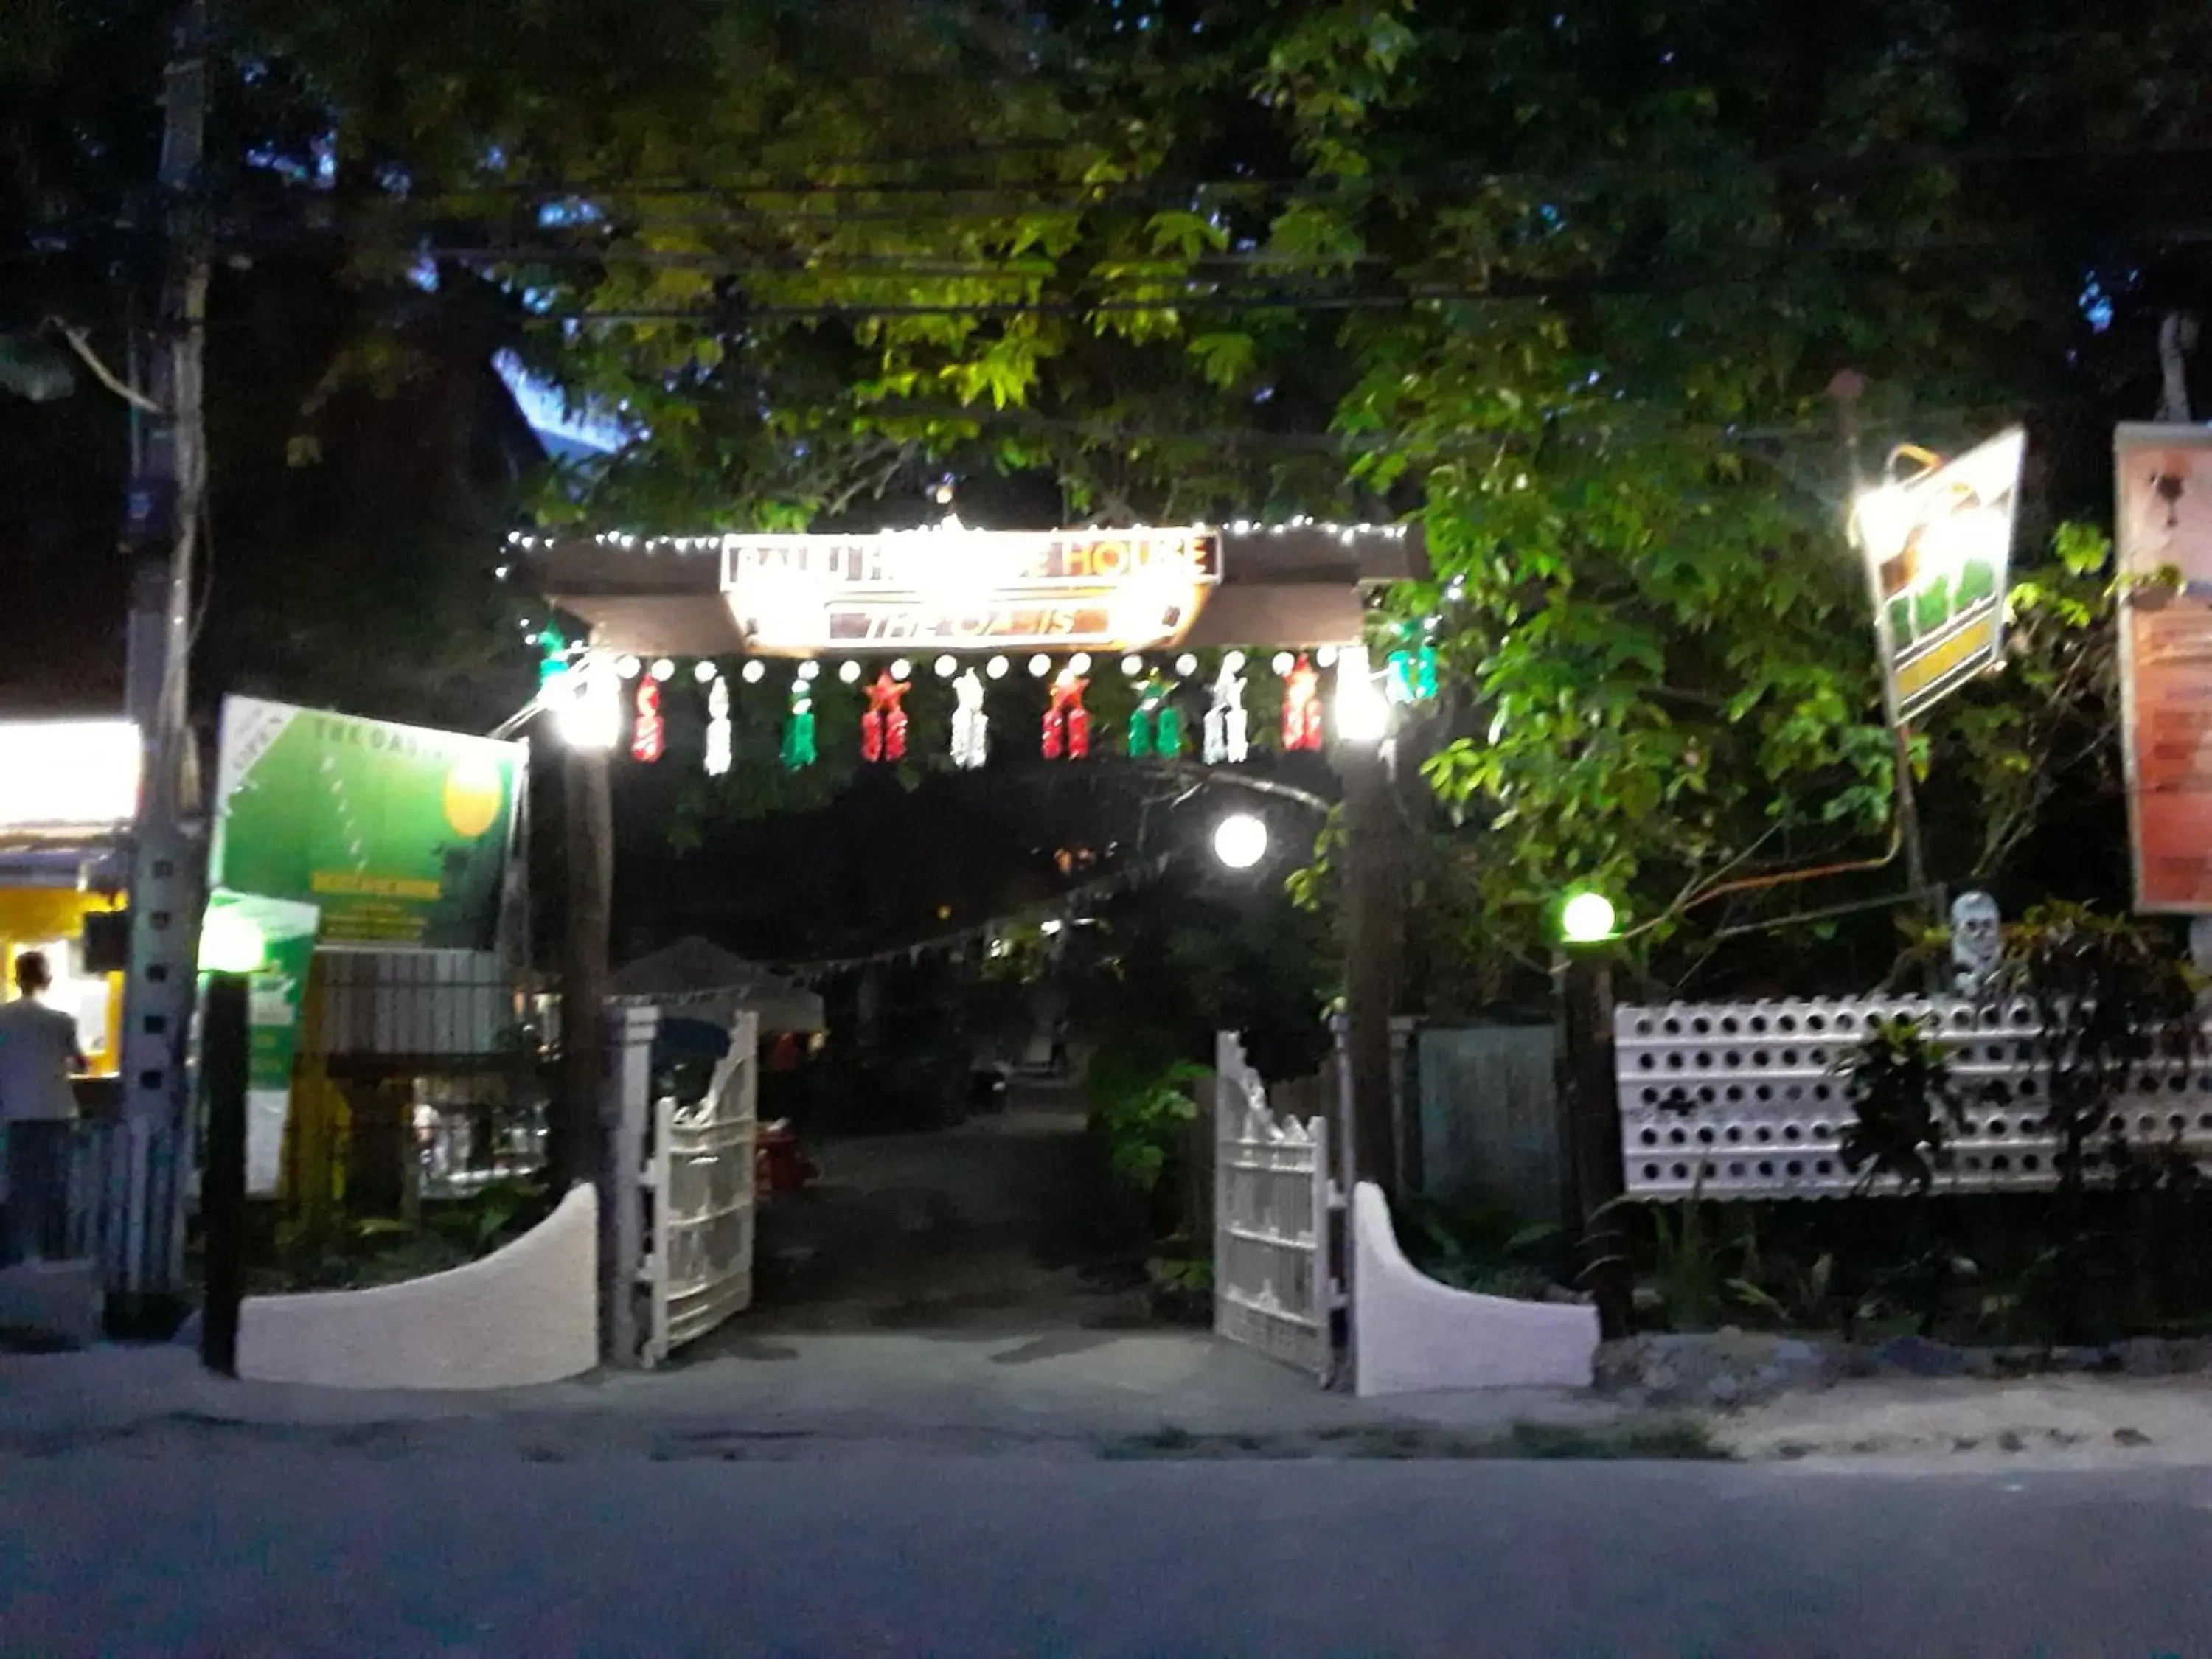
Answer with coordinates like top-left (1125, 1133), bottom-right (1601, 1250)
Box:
top-left (1559, 890), bottom-right (1618, 945)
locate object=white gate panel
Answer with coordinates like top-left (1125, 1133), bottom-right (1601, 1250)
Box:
top-left (1213, 1032), bottom-right (1340, 1379)
top-left (641, 1011), bottom-right (757, 1364)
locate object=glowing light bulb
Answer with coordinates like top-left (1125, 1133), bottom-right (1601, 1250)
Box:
top-left (1211, 813), bottom-right (1268, 872)
top-left (1560, 891), bottom-right (1618, 945)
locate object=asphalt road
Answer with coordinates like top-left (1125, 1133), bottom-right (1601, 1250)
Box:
top-left (6, 1447), bottom-right (2209, 1656)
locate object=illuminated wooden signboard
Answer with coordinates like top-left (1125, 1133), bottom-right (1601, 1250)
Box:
top-left (720, 526), bottom-right (1222, 655)
top-left (1854, 427), bottom-right (2026, 723)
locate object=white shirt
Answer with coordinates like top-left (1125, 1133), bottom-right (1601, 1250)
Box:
top-left (0, 995), bottom-right (82, 1122)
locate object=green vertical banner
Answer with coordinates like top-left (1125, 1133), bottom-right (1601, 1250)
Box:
top-left (209, 697), bottom-right (524, 951)
top-left (201, 888), bottom-right (320, 1197)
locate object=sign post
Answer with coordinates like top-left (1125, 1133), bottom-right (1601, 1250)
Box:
top-left (1849, 425), bottom-right (2028, 926)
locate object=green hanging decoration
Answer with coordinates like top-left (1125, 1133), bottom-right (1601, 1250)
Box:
top-left (1386, 643), bottom-right (1439, 705)
top-left (535, 624), bottom-right (571, 691)
top-left (1127, 675), bottom-right (1183, 759)
top-left (781, 680), bottom-right (817, 770)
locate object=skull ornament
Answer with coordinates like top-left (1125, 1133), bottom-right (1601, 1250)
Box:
top-left (1950, 891), bottom-right (2003, 993)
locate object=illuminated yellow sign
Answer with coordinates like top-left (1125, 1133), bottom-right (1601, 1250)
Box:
top-left (720, 526), bottom-right (1221, 655)
top-left (1853, 428), bottom-right (2025, 722)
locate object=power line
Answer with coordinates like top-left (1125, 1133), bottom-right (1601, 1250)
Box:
top-left (362, 138), bottom-right (2212, 212)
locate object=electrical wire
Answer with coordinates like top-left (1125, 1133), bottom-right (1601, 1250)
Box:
top-left (360, 136), bottom-right (2212, 213)
top-left (43, 317), bottom-right (165, 413)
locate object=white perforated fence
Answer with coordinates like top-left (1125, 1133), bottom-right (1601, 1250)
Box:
top-left (1616, 997), bottom-right (2212, 1201)
top-left (1213, 1033), bottom-right (1343, 1379)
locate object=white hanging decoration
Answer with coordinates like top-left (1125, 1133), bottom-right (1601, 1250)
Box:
top-left (705, 678), bottom-right (732, 777)
top-left (560, 650), bottom-right (622, 751)
top-left (951, 668), bottom-right (990, 770)
top-left (1204, 658), bottom-right (1249, 765)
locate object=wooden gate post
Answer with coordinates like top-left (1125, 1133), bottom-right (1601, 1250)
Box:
top-left (597, 1003), bottom-right (657, 1368)
top-left (198, 973), bottom-right (249, 1375)
top-left (1560, 949), bottom-right (1632, 1340)
top-left (555, 741), bottom-right (613, 1190)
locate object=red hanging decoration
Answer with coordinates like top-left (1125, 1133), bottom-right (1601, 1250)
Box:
top-left (1043, 669), bottom-right (1091, 760)
top-left (860, 668), bottom-right (911, 763)
top-left (1281, 654), bottom-right (1324, 752)
top-left (631, 678), bottom-right (665, 762)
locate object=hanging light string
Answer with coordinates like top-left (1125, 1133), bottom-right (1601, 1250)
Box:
top-left (773, 853), bottom-right (1177, 984)
top-left (503, 517), bottom-right (1413, 556)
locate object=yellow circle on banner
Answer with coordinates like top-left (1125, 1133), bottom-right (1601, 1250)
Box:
top-left (443, 756), bottom-right (505, 838)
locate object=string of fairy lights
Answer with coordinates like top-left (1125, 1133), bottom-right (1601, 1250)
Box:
top-left (532, 629), bottom-right (1442, 776)
top-left (514, 515), bottom-right (1443, 771)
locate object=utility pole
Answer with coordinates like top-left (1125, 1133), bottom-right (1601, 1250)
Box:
top-left (114, 0), bottom-right (213, 1312)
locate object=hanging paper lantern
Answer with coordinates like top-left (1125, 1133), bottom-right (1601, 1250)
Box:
top-left (860, 667), bottom-right (911, 764)
top-left (1204, 658), bottom-right (1249, 765)
top-left (780, 678), bottom-right (817, 770)
top-left (560, 650), bottom-right (622, 750)
top-left (1281, 653), bottom-right (1324, 752)
top-left (1387, 641), bottom-right (1440, 704)
top-left (1127, 675), bottom-right (1183, 759)
top-left (951, 668), bottom-right (990, 770)
top-left (705, 678), bottom-right (732, 777)
top-left (631, 678), bottom-right (665, 762)
top-left (1042, 667), bottom-right (1091, 761)
top-left (536, 625), bottom-right (572, 700)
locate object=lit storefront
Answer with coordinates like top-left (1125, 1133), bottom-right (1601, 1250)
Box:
top-left (0, 719), bottom-right (142, 1089)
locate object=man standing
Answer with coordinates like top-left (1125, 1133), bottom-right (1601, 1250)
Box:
top-left (0, 950), bottom-right (87, 1265)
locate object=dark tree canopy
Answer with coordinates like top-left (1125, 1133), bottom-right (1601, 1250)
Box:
top-left (8, 1), bottom-right (2211, 990)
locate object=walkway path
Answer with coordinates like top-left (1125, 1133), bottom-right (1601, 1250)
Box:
top-left (735, 1088), bottom-right (1147, 1338)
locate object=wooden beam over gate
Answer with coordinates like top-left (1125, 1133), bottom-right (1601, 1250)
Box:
top-left (524, 521), bottom-right (1426, 657)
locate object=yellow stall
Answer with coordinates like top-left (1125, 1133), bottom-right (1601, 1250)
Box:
top-left (0, 719), bottom-right (143, 1097)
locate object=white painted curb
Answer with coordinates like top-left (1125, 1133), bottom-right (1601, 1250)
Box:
top-left (238, 1183), bottom-right (599, 1390)
top-left (1352, 1180), bottom-right (1599, 1397)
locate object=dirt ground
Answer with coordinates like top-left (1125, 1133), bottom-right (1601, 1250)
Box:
top-left (702, 1082), bottom-right (1158, 1343)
